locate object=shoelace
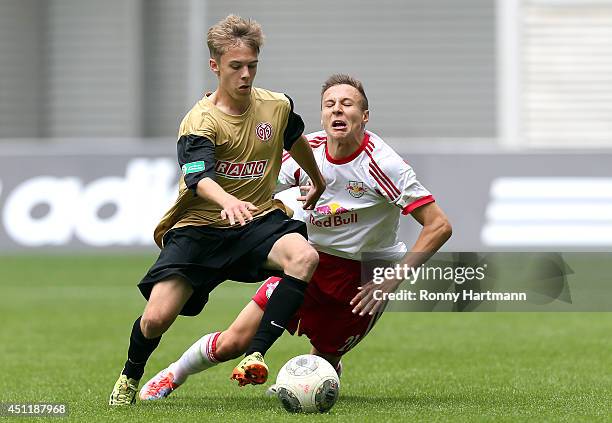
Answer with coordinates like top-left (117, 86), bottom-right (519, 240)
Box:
top-left (115, 379), bottom-right (135, 400)
top-left (143, 374), bottom-right (173, 398)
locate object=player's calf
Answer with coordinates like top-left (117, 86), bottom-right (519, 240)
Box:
top-left (140, 331), bottom-right (223, 401)
top-left (215, 332), bottom-right (251, 361)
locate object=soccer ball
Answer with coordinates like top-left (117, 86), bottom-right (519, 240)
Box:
top-left (275, 354), bottom-right (340, 413)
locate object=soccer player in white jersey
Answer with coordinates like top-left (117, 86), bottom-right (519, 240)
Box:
top-left (139, 74), bottom-right (452, 399)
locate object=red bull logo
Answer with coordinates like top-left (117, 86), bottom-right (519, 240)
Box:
top-left (309, 213), bottom-right (357, 228)
top-left (346, 181), bottom-right (367, 198)
top-left (314, 203), bottom-right (351, 216)
top-left (310, 203), bottom-right (357, 227)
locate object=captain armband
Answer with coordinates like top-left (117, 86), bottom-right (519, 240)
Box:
top-left (177, 135), bottom-right (217, 191)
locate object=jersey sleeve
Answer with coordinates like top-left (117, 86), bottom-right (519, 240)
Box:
top-left (275, 151), bottom-right (309, 194)
top-left (179, 110), bottom-right (218, 144)
top-left (282, 94), bottom-right (305, 151)
top-left (368, 153), bottom-right (435, 215)
top-left (177, 135), bottom-right (216, 190)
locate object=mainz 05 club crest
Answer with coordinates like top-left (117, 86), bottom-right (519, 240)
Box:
top-left (255, 122), bottom-right (273, 141)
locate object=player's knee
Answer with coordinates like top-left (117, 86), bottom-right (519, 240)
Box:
top-left (286, 247), bottom-right (319, 279)
top-left (140, 314), bottom-right (173, 338)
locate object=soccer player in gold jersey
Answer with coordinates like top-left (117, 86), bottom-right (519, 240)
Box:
top-left (109, 15), bottom-right (325, 405)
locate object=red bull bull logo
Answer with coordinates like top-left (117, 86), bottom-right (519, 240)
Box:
top-left (314, 203), bottom-right (351, 216)
top-left (346, 181), bottom-right (367, 198)
top-left (310, 203), bottom-right (357, 227)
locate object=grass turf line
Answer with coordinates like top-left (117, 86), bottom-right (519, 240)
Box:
top-left (0, 255), bottom-right (611, 422)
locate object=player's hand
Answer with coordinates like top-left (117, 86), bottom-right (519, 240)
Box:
top-left (297, 182), bottom-right (325, 210)
top-left (220, 196), bottom-right (259, 226)
top-left (350, 279), bottom-right (400, 316)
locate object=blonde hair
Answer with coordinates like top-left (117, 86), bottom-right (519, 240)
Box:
top-left (207, 15), bottom-right (264, 60)
top-left (321, 74), bottom-right (369, 110)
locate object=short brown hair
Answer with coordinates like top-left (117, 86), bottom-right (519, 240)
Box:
top-left (207, 15), bottom-right (264, 60)
top-left (321, 74), bottom-right (369, 110)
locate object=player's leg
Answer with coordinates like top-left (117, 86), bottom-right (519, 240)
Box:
top-left (232, 233), bottom-right (318, 386)
top-left (215, 301), bottom-right (265, 359)
top-left (140, 300), bottom-right (264, 400)
top-left (296, 253), bottom-right (383, 381)
top-left (141, 277), bottom-right (281, 399)
top-left (109, 277), bottom-right (193, 405)
top-left (252, 233), bottom-right (318, 349)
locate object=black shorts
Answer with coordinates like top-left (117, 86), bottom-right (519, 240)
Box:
top-left (138, 209), bottom-right (307, 316)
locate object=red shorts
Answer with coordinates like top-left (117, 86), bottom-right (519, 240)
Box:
top-left (252, 252), bottom-right (382, 355)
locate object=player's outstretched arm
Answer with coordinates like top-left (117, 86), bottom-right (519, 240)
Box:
top-left (406, 202), bottom-right (453, 254)
top-left (351, 202), bottom-right (452, 315)
top-left (288, 136), bottom-right (326, 209)
top-left (195, 177), bottom-right (259, 226)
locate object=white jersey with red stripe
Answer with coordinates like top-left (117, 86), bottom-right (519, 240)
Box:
top-left (276, 130), bottom-right (434, 261)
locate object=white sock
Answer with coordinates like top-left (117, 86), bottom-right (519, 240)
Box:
top-left (168, 332), bottom-right (221, 385)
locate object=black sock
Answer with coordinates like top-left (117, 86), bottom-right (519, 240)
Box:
top-left (246, 274), bottom-right (308, 356)
top-left (121, 317), bottom-right (161, 380)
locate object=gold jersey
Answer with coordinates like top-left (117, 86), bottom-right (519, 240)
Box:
top-left (154, 87), bottom-right (298, 248)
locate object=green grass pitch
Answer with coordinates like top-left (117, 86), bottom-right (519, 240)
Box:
top-left (1, 255), bottom-right (611, 422)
